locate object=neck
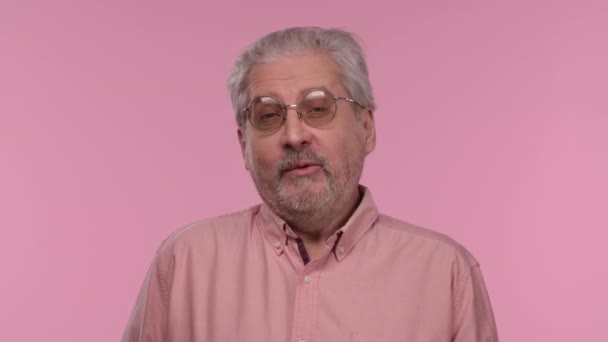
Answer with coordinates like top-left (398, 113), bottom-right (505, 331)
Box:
top-left (280, 186), bottom-right (362, 259)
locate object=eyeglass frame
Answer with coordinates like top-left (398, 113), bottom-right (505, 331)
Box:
top-left (242, 89), bottom-right (364, 133)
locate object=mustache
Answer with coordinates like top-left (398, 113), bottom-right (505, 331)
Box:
top-left (275, 150), bottom-right (327, 176)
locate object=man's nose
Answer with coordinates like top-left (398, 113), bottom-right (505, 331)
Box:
top-left (280, 106), bottom-right (312, 149)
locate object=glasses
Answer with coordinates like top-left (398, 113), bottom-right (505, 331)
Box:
top-left (243, 89), bottom-right (363, 133)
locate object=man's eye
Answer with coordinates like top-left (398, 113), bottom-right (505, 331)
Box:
top-left (261, 112), bottom-right (280, 119)
top-left (310, 107), bottom-right (327, 113)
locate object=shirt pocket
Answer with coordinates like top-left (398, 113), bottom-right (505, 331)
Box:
top-left (351, 332), bottom-right (404, 342)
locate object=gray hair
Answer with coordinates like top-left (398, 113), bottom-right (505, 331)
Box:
top-left (227, 27), bottom-right (376, 128)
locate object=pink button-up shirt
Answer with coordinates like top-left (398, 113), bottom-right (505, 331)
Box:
top-left (123, 188), bottom-right (498, 341)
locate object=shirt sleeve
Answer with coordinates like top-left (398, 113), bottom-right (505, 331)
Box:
top-left (122, 254), bottom-right (169, 342)
top-left (452, 265), bottom-right (499, 342)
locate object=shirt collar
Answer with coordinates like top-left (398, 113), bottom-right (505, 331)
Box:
top-left (254, 185), bottom-right (379, 261)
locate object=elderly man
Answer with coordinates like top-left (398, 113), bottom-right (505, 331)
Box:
top-left (123, 27), bottom-right (498, 342)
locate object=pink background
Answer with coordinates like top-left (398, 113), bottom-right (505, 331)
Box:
top-left (1, 1), bottom-right (607, 341)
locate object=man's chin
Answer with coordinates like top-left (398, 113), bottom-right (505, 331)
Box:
top-left (278, 178), bottom-right (327, 195)
top-left (276, 182), bottom-right (333, 211)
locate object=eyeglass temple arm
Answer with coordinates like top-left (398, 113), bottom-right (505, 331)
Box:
top-left (335, 97), bottom-right (364, 108)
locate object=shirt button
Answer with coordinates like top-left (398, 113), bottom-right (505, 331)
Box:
top-left (274, 241), bottom-right (282, 249)
top-left (338, 244), bottom-right (345, 254)
top-left (304, 275), bottom-right (312, 283)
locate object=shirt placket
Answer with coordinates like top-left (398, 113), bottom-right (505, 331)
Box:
top-left (290, 261), bottom-right (319, 342)
top-left (282, 226), bottom-right (340, 342)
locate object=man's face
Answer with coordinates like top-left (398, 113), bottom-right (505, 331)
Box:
top-left (238, 51), bottom-right (376, 217)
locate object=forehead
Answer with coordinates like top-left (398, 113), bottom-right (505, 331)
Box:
top-left (248, 51), bottom-right (345, 99)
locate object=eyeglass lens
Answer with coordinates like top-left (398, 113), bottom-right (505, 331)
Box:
top-left (250, 90), bottom-right (337, 131)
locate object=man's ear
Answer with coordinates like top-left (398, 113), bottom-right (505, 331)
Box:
top-left (361, 108), bottom-right (376, 155)
top-left (237, 127), bottom-right (249, 171)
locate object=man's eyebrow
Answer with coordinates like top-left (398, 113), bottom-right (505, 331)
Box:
top-left (249, 86), bottom-right (333, 103)
top-left (247, 85), bottom-right (282, 101)
top-left (298, 86), bottom-right (331, 97)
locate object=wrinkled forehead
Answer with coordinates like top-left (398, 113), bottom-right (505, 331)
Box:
top-left (246, 51), bottom-right (347, 101)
